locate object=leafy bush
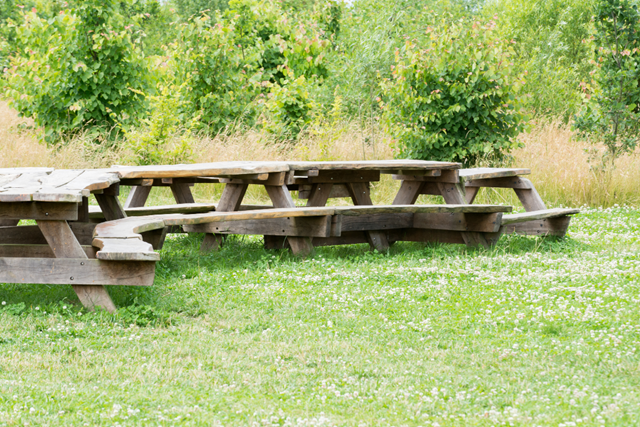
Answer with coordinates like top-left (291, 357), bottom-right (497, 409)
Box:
top-left (573, 0), bottom-right (640, 166)
top-left (261, 73), bottom-right (315, 139)
top-left (381, 16), bottom-right (526, 165)
top-left (4, 0), bottom-right (150, 142)
top-left (123, 82), bottom-right (195, 166)
top-left (173, 12), bottom-right (261, 134)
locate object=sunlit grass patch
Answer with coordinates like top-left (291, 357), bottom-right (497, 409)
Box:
top-left (0, 208), bottom-right (638, 425)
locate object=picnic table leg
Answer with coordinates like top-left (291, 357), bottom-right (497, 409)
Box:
top-left (465, 187), bottom-right (479, 204)
top-left (124, 186), bottom-right (152, 208)
top-left (347, 182), bottom-right (390, 252)
top-left (305, 183), bottom-right (334, 207)
top-left (170, 182), bottom-right (196, 204)
top-left (265, 185), bottom-right (314, 257)
top-left (201, 183), bottom-right (248, 252)
top-left (437, 183), bottom-right (491, 249)
top-left (95, 185), bottom-right (127, 220)
top-left (37, 220), bottom-right (116, 313)
top-left (392, 180), bottom-right (425, 205)
top-left (513, 178), bottom-right (547, 211)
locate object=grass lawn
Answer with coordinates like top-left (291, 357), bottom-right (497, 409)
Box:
top-left (0, 207), bottom-right (639, 426)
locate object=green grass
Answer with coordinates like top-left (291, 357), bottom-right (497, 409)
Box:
top-left (1, 207), bottom-right (639, 425)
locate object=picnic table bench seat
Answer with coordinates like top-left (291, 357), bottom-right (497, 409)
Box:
top-left (92, 204), bottom-right (512, 262)
top-left (457, 167), bottom-right (579, 237)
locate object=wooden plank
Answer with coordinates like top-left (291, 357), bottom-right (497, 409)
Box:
top-left (183, 216), bottom-right (334, 237)
top-left (93, 217), bottom-right (166, 239)
top-left (265, 186), bottom-right (314, 256)
top-left (218, 172), bottom-right (287, 186)
top-left (92, 238), bottom-right (160, 261)
top-left (201, 234), bottom-right (225, 253)
top-left (514, 179), bottom-right (547, 211)
top-left (390, 228), bottom-right (466, 245)
top-left (392, 169), bottom-right (459, 184)
top-left (334, 204), bottom-right (511, 215)
top-left (58, 170), bottom-right (121, 193)
top-left (37, 219), bottom-right (116, 312)
top-left (306, 183), bottom-right (334, 206)
top-left (464, 177), bottom-right (532, 189)
top-left (89, 203), bottom-right (218, 219)
top-left (347, 181), bottom-right (390, 252)
top-left (170, 182), bottom-right (196, 204)
top-left (0, 244), bottom-right (96, 258)
top-left (140, 228), bottom-right (168, 250)
top-left (294, 170), bottom-right (380, 185)
top-left (340, 213), bottom-right (413, 232)
top-left (459, 167), bottom-right (530, 180)
top-left (0, 170), bottom-right (50, 190)
top-left (201, 182), bottom-right (248, 252)
top-left (0, 174), bottom-right (21, 187)
top-left (0, 201), bottom-right (78, 221)
top-left (0, 258), bottom-right (155, 286)
top-left (437, 182), bottom-right (491, 248)
top-left (298, 184), bottom-right (351, 199)
top-left (392, 181), bottom-right (424, 205)
top-left (465, 187), bottom-right (479, 204)
top-left (0, 223), bottom-right (94, 245)
top-left (95, 194), bottom-right (126, 221)
top-left (113, 161), bottom-right (289, 179)
top-left (163, 207), bottom-right (336, 226)
top-left (413, 212), bottom-right (503, 233)
top-left (0, 219), bottom-right (19, 227)
top-left (286, 160), bottom-right (460, 172)
top-left (218, 183), bottom-right (248, 212)
top-left (500, 208), bottom-right (580, 226)
top-left (124, 186), bottom-right (152, 208)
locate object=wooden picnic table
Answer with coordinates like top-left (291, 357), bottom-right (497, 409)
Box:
top-left (1, 161), bottom-right (572, 314)
top-left (113, 160), bottom-right (465, 253)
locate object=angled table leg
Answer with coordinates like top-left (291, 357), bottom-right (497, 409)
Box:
top-left (201, 183), bottom-right (248, 252)
top-left (170, 182), bottom-right (196, 204)
top-left (392, 180), bottom-right (425, 205)
top-left (124, 186), bottom-right (152, 208)
top-left (348, 182), bottom-right (390, 252)
top-left (265, 185), bottom-right (314, 256)
top-left (437, 182), bottom-right (490, 248)
top-left (514, 178), bottom-right (547, 211)
top-left (37, 220), bottom-right (116, 313)
top-left (95, 185), bottom-right (127, 220)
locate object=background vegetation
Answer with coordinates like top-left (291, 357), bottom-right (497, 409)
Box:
top-left (0, 0), bottom-right (638, 204)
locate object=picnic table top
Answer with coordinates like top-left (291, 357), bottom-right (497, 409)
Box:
top-left (111, 161), bottom-right (290, 179)
top-left (286, 160), bottom-right (460, 172)
top-left (0, 160), bottom-right (461, 203)
top-left (459, 167), bottom-right (531, 180)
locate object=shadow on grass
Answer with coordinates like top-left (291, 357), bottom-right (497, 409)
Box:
top-left (0, 231), bottom-right (591, 318)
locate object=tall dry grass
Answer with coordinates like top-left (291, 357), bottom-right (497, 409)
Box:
top-left (513, 120), bottom-right (640, 207)
top-left (1, 101), bottom-right (637, 206)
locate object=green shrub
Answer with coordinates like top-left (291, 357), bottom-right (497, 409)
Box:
top-left (573, 0), bottom-right (640, 166)
top-left (381, 15), bottom-right (526, 165)
top-left (261, 73), bottom-right (315, 139)
top-left (173, 12), bottom-right (261, 134)
top-left (3, 0), bottom-right (150, 142)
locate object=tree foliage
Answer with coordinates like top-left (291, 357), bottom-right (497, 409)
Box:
top-left (574, 0), bottom-right (640, 164)
top-left (4, 0), bottom-right (150, 142)
top-left (381, 15), bottom-right (526, 165)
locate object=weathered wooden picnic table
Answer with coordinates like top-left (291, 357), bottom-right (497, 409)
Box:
top-left (113, 160), bottom-right (503, 252)
top-left (0, 162), bottom-right (298, 312)
top-left (0, 161), bottom-right (575, 313)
